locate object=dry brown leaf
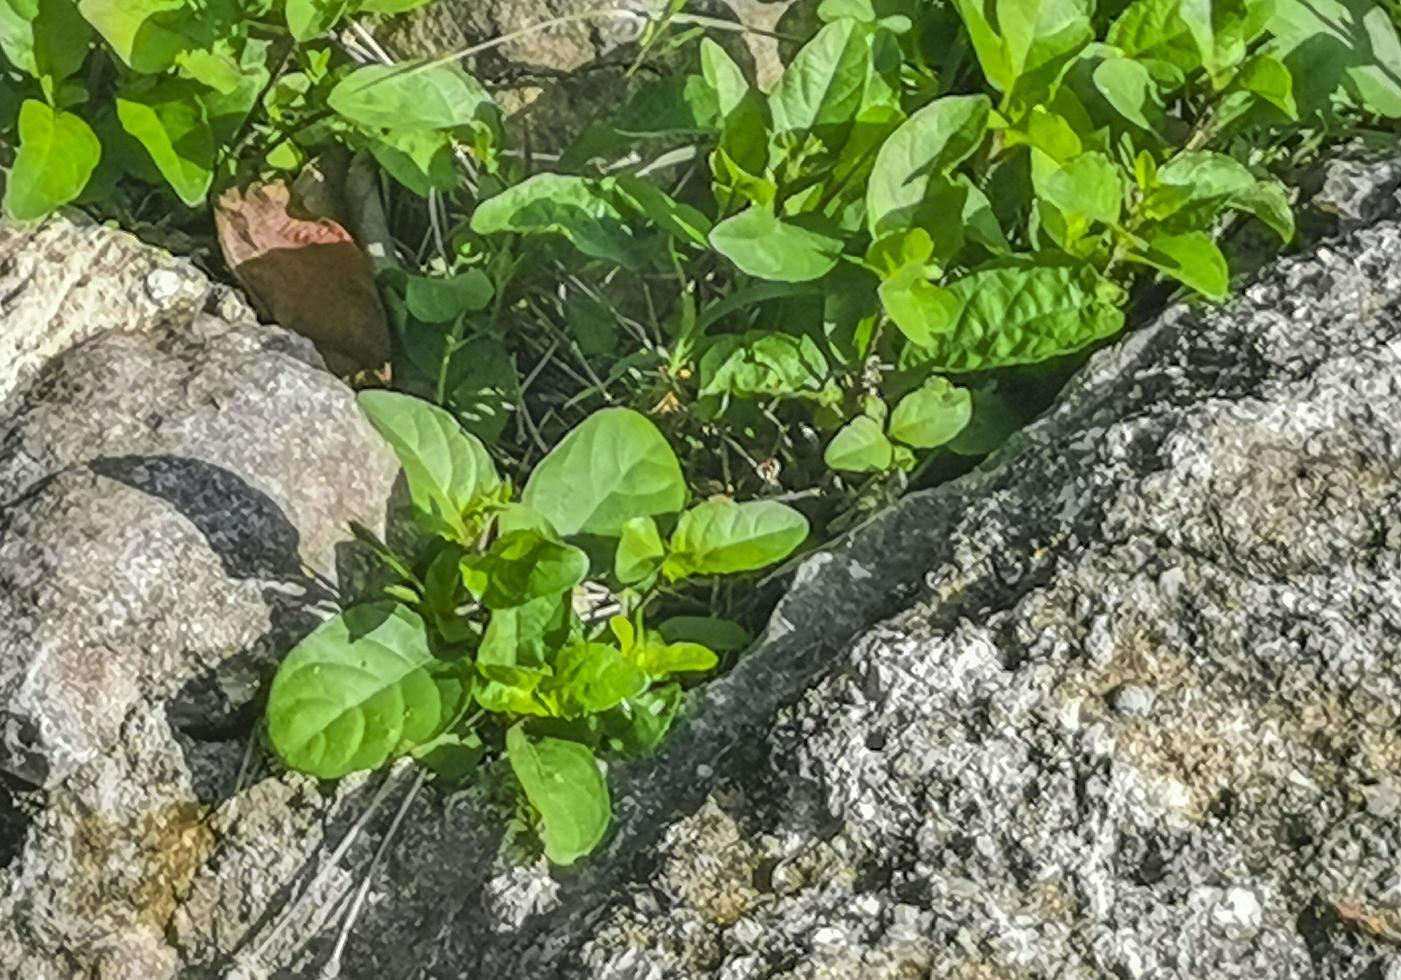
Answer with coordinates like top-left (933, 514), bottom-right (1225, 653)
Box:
top-left (215, 180), bottom-right (391, 376)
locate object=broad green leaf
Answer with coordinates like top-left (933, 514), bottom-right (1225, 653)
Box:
top-left (901, 262), bottom-right (1126, 371)
top-left (358, 390), bottom-right (500, 539)
top-left (996, 0), bottom-right (1095, 97)
top-left (77, 0), bottom-right (192, 73)
top-left (1177, 0), bottom-right (1270, 80)
top-left (866, 94), bottom-right (991, 236)
top-left (471, 174), bottom-right (644, 269)
top-left (824, 414), bottom-right (894, 472)
top-left (1107, 0), bottom-right (1202, 76)
top-left (479, 591), bottom-right (572, 669)
top-left (663, 498), bottom-right (809, 579)
top-left (1154, 150), bottom-right (1294, 240)
top-left (1092, 56), bottom-right (1166, 129)
top-left (286, 0), bottom-right (347, 38)
top-left (768, 18), bottom-right (870, 143)
top-left (657, 616), bottom-right (752, 653)
top-left (369, 128), bottom-right (459, 197)
top-left (3, 100), bottom-right (99, 221)
top-left (1040, 151), bottom-right (1122, 224)
top-left (0, 0), bottom-right (91, 83)
top-left (1268, 0), bottom-right (1401, 117)
top-left (547, 642), bottom-right (648, 717)
top-left (615, 515), bottom-right (665, 585)
top-left (951, 0), bottom-right (1014, 90)
top-left (329, 61), bottom-right (495, 130)
top-left (506, 725), bottom-right (610, 865)
top-left (405, 271), bottom-right (494, 322)
top-left (632, 639), bottom-right (719, 677)
top-left (116, 81), bottom-right (215, 206)
top-left (1233, 51), bottom-right (1297, 117)
top-left (700, 37), bottom-right (767, 173)
top-left (1127, 229), bottom-right (1229, 299)
top-left (698, 331), bottom-right (830, 398)
top-left (267, 603), bottom-right (469, 778)
top-left (878, 263), bottom-right (960, 346)
top-left (522, 408), bottom-right (687, 538)
top-left (1230, 179), bottom-right (1294, 242)
top-left (865, 227), bottom-right (936, 277)
top-left (888, 378), bottom-right (973, 448)
top-left (462, 530), bottom-right (589, 610)
top-left (610, 176), bottom-right (713, 248)
top-left (709, 206), bottom-right (844, 282)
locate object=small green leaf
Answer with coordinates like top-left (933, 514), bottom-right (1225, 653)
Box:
top-left (700, 37), bottom-right (767, 174)
top-left (610, 176), bottom-right (712, 248)
top-left (768, 18), bottom-right (870, 143)
top-left (521, 408), bottom-right (687, 538)
top-left (1106, 0), bottom-right (1202, 77)
top-left (359, 390), bottom-right (500, 540)
top-left (709, 206), bottom-right (844, 283)
top-left (404, 271), bottom-right (494, 322)
top-left (471, 174), bottom-right (644, 269)
top-left (663, 498), bottom-right (809, 579)
top-left (698, 331), bottom-right (830, 398)
top-left (461, 530), bottom-right (589, 610)
top-left (866, 94), bottom-right (991, 236)
top-left (888, 378), bottom-right (973, 448)
top-left (632, 639), bottom-right (718, 678)
top-left (506, 725), bottom-right (611, 866)
top-left (116, 80), bottom-right (215, 206)
top-left (329, 61), bottom-right (496, 131)
top-left (267, 603), bottom-right (470, 779)
top-left (607, 685), bottom-right (683, 755)
top-left (1127, 229), bottom-right (1229, 299)
top-left (615, 515), bottom-right (665, 585)
top-left (1091, 57), bottom-right (1165, 130)
top-left (479, 591), bottom-right (572, 669)
top-left (824, 415), bottom-right (894, 472)
top-left (369, 128), bottom-right (459, 197)
top-left (3, 100), bottom-right (100, 221)
top-left (1233, 51), bottom-right (1297, 118)
top-left (878, 263), bottom-right (960, 346)
top-left (657, 616), bottom-right (752, 653)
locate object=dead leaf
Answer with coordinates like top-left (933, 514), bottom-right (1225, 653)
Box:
top-left (215, 180), bottom-right (391, 375)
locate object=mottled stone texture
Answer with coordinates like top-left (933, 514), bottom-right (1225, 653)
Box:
top-left (5, 195), bottom-right (1401, 977)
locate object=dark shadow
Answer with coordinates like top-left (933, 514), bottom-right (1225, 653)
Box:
top-left (89, 454), bottom-right (340, 803)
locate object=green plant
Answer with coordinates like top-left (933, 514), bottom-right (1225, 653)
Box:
top-left (265, 391), bottom-right (808, 864)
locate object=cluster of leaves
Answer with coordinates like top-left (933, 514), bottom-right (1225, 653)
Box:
top-left (266, 391), bottom-right (808, 863)
top-left (0, 0), bottom-right (504, 219)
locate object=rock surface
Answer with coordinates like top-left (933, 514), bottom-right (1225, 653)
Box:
top-left (4, 192), bottom-right (1401, 980)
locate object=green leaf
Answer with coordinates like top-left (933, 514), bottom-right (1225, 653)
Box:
top-left (996, 0), bottom-right (1096, 99)
top-left (1039, 151), bottom-right (1122, 224)
top-left (698, 331), bottom-right (830, 398)
top-left (404, 271), bottom-right (494, 322)
top-left (901, 262), bottom-right (1126, 371)
top-left (1154, 150), bottom-right (1294, 240)
top-left (356, 0), bottom-right (433, 10)
top-left (700, 36), bottom-right (767, 173)
top-left (369, 128), bottom-right (459, 197)
top-left (461, 530), bottom-right (589, 610)
top-left (286, 0), bottom-right (348, 39)
top-left (610, 176), bottom-right (713, 248)
top-left (0, 0), bottom-right (91, 83)
top-left (547, 641), bottom-right (648, 717)
top-left (1233, 51), bottom-right (1297, 117)
top-left (3, 100), bottom-right (100, 221)
top-left (1092, 56), bottom-right (1166, 129)
top-left (358, 390), bottom-right (500, 540)
top-left (709, 206), bottom-right (844, 282)
top-left (657, 616), bottom-right (752, 653)
top-left (824, 414), bottom-right (894, 472)
top-left (614, 516), bottom-right (666, 585)
top-left (329, 61), bottom-right (496, 130)
top-left (951, 0), bottom-right (1014, 91)
top-left (471, 174), bottom-right (644, 269)
top-left (506, 725), bottom-right (610, 866)
top-left (632, 639), bottom-right (719, 678)
top-left (1127, 229), bottom-right (1229, 299)
top-left (521, 408), bottom-right (687, 538)
top-left (1268, 0), bottom-right (1401, 117)
top-left (77, 0), bottom-right (195, 73)
top-left (866, 94), bottom-right (991, 236)
top-left (768, 18), bottom-right (870, 144)
top-left (888, 378), bottom-right (973, 448)
top-left (267, 603), bottom-right (470, 779)
top-left (116, 81), bottom-right (215, 206)
top-left (878, 264), bottom-right (960, 346)
top-left (1106, 0), bottom-right (1202, 76)
top-left (663, 498), bottom-right (809, 579)
top-left (479, 591), bottom-right (572, 669)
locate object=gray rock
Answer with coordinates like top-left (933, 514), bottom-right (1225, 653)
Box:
top-left (6, 196), bottom-right (1401, 979)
